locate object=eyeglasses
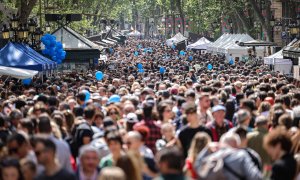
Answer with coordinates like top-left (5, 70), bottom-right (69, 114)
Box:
top-left (109, 111), bottom-right (118, 115)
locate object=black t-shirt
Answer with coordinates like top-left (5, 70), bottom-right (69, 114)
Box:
top-left (178, 125), bottom-right (212, 157)
top-left (34, 168), bottom-right (76, 180)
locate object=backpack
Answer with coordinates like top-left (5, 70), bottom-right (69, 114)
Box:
top-left (198, 150), bottom-right (245, 180)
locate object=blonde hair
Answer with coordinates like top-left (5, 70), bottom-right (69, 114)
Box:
top-left (98, 167), bottom-right (125, 180)
top-left (188, 132), bottom-right (211, 162)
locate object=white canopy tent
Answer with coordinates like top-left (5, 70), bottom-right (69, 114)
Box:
top-left (264, 50), bottom-right (292, 74)
top-left (0, 66), bottom-right (38, 79)
top-left (186, 37), bottom-right (212, 50)
top-left (207, 33), bottom-right (264, 60)
top-left (128, 30), bottom-right (142, 36)
top-left (166, 33), bottom-right (188, 46)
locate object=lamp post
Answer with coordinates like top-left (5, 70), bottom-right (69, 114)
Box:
top-left (228, 19), bottom-right (233, 33)
top-left (1, 25), bottom-right (9, 40)
top-left (1, 14), bottom-right (44, 50)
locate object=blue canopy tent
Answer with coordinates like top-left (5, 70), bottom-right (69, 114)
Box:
top-left (14, 43), bottom-right (57, 70)
top-left (0, 42), bottom-right (54, 71)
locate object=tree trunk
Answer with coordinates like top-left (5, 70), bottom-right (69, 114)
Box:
top-left (18, 0), bottom-right (38, 24)
top-left (235, 9), bottom-right (251, 34)
top-left (248, 0), bottom-right (271, 41)
top-left (175, 0), bottom-right (184, 34)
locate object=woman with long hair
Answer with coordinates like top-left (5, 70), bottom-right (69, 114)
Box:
top-left (184, 132), bottom-right (211, 179)
top-left (116, 152), bottom-right (143, 180)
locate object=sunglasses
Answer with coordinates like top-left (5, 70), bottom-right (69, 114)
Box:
top-left (8, 147), bottom-right (18, 154)
top-left (109, 112), bottom-right (118, 115)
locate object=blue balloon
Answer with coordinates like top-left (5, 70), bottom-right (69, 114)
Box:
top-left (138, 69), bottom-right (145, 73)
top-left (207, 64), bottom-right (213, 70)
top-left (137, 63), bottom-right (143, 69)
top-left (134, 51), bottom-right (139, 56)
top-left (180, 50), bottom-right (185, 56)
top-left (82, 90), bottom-right (90, 102)
top-left (95, 71), bottom-right (104, 80)
top-left (56, 42), bottom-right (63, 49)
top-left (189, 56), bottom-right (193, 61)
top-left (159, 67), bottom-right (165, 74)
top-left (22, 78), bottom-right (32, 85)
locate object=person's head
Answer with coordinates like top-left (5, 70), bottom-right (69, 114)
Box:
top-left (188, 132), bottom-right (211, 161)
top-left (142, 101), bottom-right (154, 119)
top-left (240, 99), bottom-right (256, 112)
top-left (84, 105), bottom-right (95, 121)
top-left (20, 160), bottom-right (36, 180)
top-left (157, 102), bottom-right (173, 121)
top-left (212, 105), bottom-right (226, 125)
top-left (199, 93), bottom-right (210, 109)
top-left (233, 127), bottom-right (248, 148)
top-left (116, 152), bottom-right (142, 180)
top-left (31, 137), bottom-right (56, 166)
top-left (156, 147), bottom-right (184, 174)
top-left (38, 115), bottom-right (52, 134)
top-left (76, 92), bottom-right (86, 105)
top-left (255, 115), bottom-right (269, 129)
top-left (264, 129), bottom-right (293, 160)
top-left (107, 105), bottom-right (121, 121)
top-left (126, 131), bottom-right (142, 151)
top-left (0, 158), bottom-right (23, 180)
top-left (98, 167), bottom-right (125, 180)
top-left (160, 123), bottom-right (175, 141)
top-left (278, 114), bottom-right (293, 130)
top-left (258, 101), bottom-right (271, 114)
top-left (236, 109), bottom-right (251, 126)
top-left (220, 132), bottom-right (241, 148)
top-left (7, 133), bottom-right (29, 159)
top-left (105, 131), bottom-right (123, 154)
top-left (79, 145), bottom-right (100, 174)
top-left (280, 95), bottom-right (291, 109)
top-left (9, 109), bottom-right (23, 127)
top-left (183, 103), bottom-right (197, 122)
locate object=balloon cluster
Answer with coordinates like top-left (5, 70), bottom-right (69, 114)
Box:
top-left (41, 34), bottom-right (66, 64)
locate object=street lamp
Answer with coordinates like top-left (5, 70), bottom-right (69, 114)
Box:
top-left (45, 22), bottom-right (51, 33)
top-left (11, 14), bottom-right (19, 29)
top-left (178, 24), bottom-right (181, 32)
top-left (212, 21), bottom-right (218, 29)
top-left (1, 25), bottom-right (9, 39)
top-left (228, 19), bottom-right (233, 33)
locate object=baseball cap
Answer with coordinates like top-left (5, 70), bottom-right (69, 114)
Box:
top-left (212, 105), bottom-right (226, 113)
top-left (108, 95), bottom-right (121, 104)
top-left (126, 113), bottom-right (139, 123)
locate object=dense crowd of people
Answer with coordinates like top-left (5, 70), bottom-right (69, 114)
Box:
top-left (0, 38), bottom-right (299, 180)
